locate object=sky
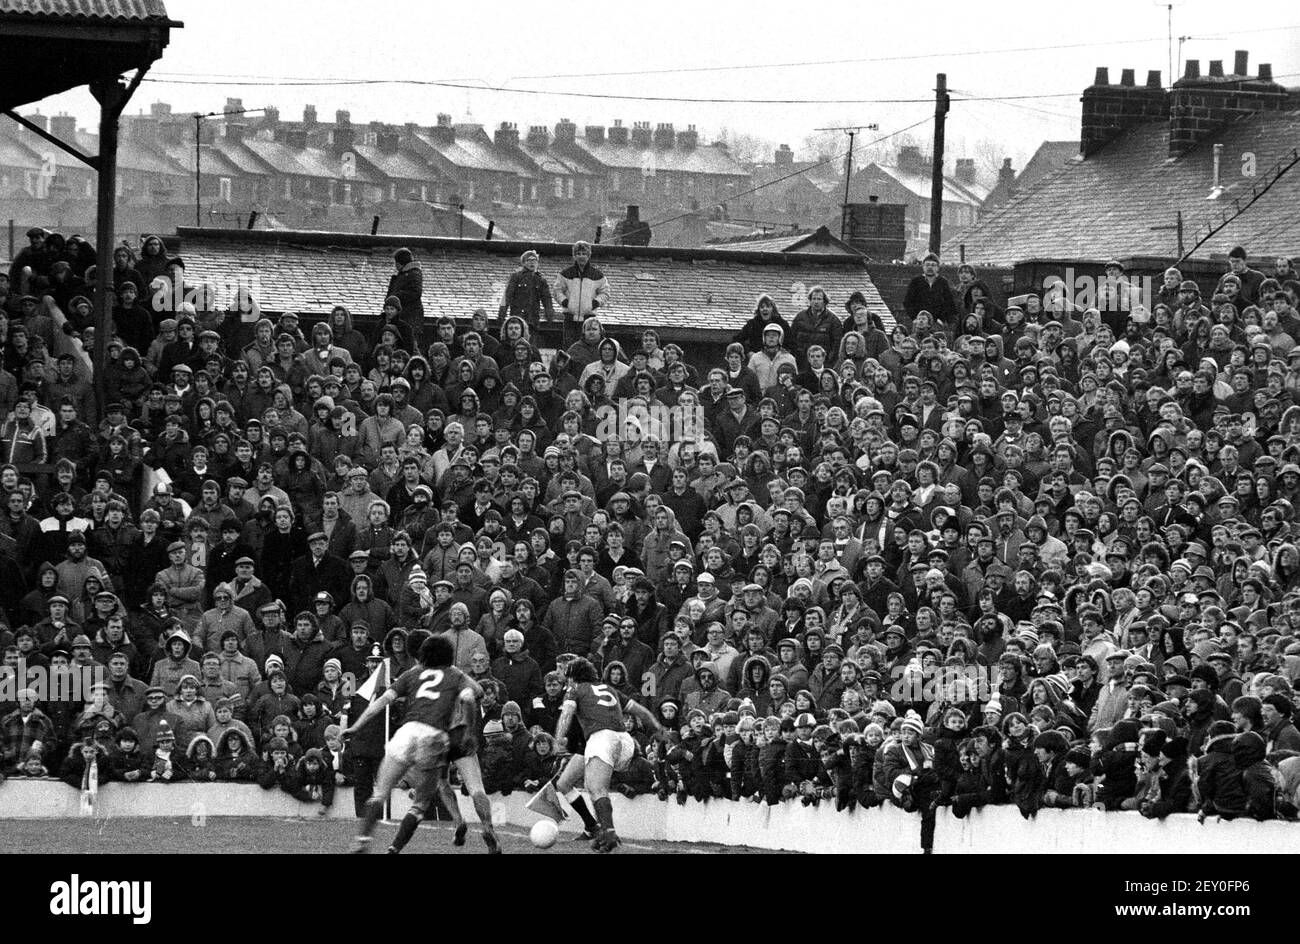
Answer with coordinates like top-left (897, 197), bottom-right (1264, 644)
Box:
top-left (27, 0), bottom-right (1300, 177)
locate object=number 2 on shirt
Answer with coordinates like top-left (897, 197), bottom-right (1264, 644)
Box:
top-left (416, 669), bottom-right (445, 701)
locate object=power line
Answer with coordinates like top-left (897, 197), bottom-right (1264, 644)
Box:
top-left (617, 116), bottom-right (933, 243)
top-left (503, 23), bottom-right (1300, 81)
top-left (141, 75), bottom-right (1085, 106)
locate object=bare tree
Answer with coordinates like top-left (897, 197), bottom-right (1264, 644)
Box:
top-left (716, 126), bottom-right (778, 165)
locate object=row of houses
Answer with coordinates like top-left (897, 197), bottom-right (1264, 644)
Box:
top-left (1, 98), bottom-right (1005, 252)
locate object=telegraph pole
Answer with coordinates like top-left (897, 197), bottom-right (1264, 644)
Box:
top-left (928, 73), bottom-right (949, 255)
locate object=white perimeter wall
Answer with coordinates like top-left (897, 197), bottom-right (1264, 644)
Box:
top-left (1, 781), bottom-right (1292, 853)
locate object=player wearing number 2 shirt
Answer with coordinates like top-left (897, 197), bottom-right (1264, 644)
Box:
top-left (552, 657), bottom-right (661, 853)
top-left (344, 635), bottom-right (475, 853)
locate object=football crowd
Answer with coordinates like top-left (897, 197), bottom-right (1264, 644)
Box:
top-left (2, 232), bottom-right (1300, 836)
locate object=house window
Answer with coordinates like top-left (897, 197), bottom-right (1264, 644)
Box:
top-left (390, 182), bottom-right (397, 200)
top-left (583, 180), bottom-right (591, 200)
top-left (686, 177), bottom-right (695, 195)
top-left (530, 183), bottom-right (538, 202)
top-left (218, 177), bottom-right (232, 201)
top-left (467, 179), bottom-right (475, 200)
top-left (420, 185), bottom-right (428, 201)
top-left (518, 180), bottom-right (526, 203)
top-left (283, 178), bottom-right (292, 199)
top-left (610, 172), bottom-right (620, 191)
top-left (554, 176), bottom-right (563, 198)
top-left (493, 182), bottom-right (503, 202)
top-left (566, 178), bottom-right (575, 199)
top-left (343, 182), bottom-right (352, 203)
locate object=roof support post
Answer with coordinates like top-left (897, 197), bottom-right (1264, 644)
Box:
top-left (89, 72), bottom-right (141, 417)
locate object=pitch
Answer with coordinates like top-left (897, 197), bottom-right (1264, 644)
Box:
top-left (4, 817), bottom-right (792, 855)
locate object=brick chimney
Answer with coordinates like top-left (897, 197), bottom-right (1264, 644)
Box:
top-left (607, 120), bottom-right (629, 146)
top-left (630, 121), bottom-right (653, 148)
top-left (897, 145), bottom-right (927, 176)
top-left (653, 122), bottom-right (675, 148)
top-left (151, 102), bottom-right (172, 118)
top-left (225, 116), bottom-right (248, 141)
top-left (495, 122), bottom-right (520, 149)
top-left (1080, 64), bottom-right (1167, 157)
top-left (50, 113), bottom-right (78, 142)
top-left (1168, 51), bottom-right (1289, 156)
top-left (21, 112), bottom-right (48, 137)
top-left (430, 112), bottom-right (454, 144)
top-left (584, 124), bottom-right (606, 145)
top-left (285, 128), bottom-right (308, 149)
top-left (554, 119), bottom-right (577, 145)
top-left (262, 105), bottom-right (280, 128)
top-left (774, 143), bottom-right (794, 165)
top-left (954, 157), bottom-right (976, 184)
top-left (225, 97), bottom-right (243, 115)
top-left (525, 125), bottom-right (548, 147)
top-left (998, 157), bottom-right (1015, 183)
top-left (303, 104), bottom-right (317, 127)
top-left (377, 125), bottom-right (401, 153)
top-left (614, 205), bottom-right (652, 246)
top-left (676, 125), bottom-right (698, 149)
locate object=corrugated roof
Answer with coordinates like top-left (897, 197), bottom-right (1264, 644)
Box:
top-left (945, 111), bottom-right (1300, 266)
top-left (177, 229), bottom-right (893, 334)
top-left (0, 0), bottom-right (170, 20)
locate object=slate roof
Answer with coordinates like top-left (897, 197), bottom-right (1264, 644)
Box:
top-left (849, 162), bottom-right (986, 207)
top-left (175, 228), bottom-right (893, 335)
top-left (241, 139), bottom-right (381, 184)
top-left (412, 130), bottom-right (523, 175)
top-left (73, 129), bottom-right (186, 175)
top-left (945, 111), bottom-right (1300, 266)
top-left (570, 138), bottom-right (747, 177)
top-left (706, 225), bottom-right (861, 255)
top-left (1015, 140), bottom-right (1080, 193)
top-left (351, 143), bottom-right (433, 182)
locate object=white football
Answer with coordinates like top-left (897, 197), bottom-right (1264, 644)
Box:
top-left (530, 819), bottom-right (559, 849)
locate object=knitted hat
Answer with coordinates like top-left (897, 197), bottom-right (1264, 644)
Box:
top-left (267, 737), bottom-right (289, 752)
top-left (324, 658), bottom-right (342, 675)
top-left (899, 715), bottom-right (924, 738)
top-left (501, 701), bottom-right (522, 719)
top-left (871, 699), bottom-right (897, 720)
top-left (1065, 746), bottom-right (1091, 768)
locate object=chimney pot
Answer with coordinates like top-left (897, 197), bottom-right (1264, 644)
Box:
top-left (1147, 70), bottom-right (1162, 88)
top-left (1120, 69), bottom-right (1135, 87)
top-left (1234, 50), bottom-right (1249, 76)
top-left (303, 104), bottom-right (317, 126)
top-left (335, 110), bottom-right (351, 127)
top-left (1184, 60), bottom-right (1200, 80)
top-left (1094, 67), bottom-right (1110, 86)
top-left (1208, 60), bottom-right (1224, 78)
top-left (1259, 63), bottom-right (1273, 82)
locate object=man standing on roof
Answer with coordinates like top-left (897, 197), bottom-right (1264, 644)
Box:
top-left (553, 241), bottom-right (610, 352)
top-left (385, 247), bottom-right (425, 349)
top-left (902, 252), bottom-right (957, 329)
